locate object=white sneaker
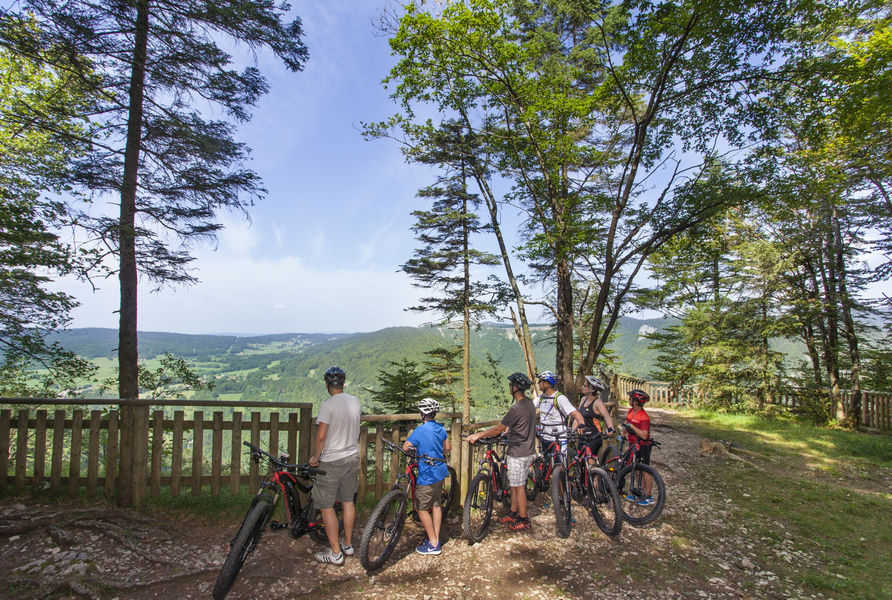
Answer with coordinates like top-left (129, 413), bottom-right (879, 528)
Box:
top-left (314, 549), bottom-right (344, 565)
top-left (340, 540), bottom-right (355, 556)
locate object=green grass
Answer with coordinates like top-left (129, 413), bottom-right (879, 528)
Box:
top-left (677, 410), bottom-right (892, 600)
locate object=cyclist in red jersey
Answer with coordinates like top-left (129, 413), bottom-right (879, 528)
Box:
top-left (622, 389), bottom-right (654, 506)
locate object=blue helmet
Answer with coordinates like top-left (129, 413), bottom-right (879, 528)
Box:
top-left (537, 371), bottom-right (558, 386)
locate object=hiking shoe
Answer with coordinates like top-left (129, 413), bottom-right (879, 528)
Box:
top-left (637, 496), bottom-right (655, 507)
top-left (416, 540), bottom-right (442, 555)
top-left (624, 493), bottom-right (638, 502)
top-left (340, 540), bottom-right (354, 556)
top-left (314, 549), bottom-right (344, 565)
top-left (508, 518), bottom-right (531, 531)
top-left (499, 512), bottom-right (517, 525)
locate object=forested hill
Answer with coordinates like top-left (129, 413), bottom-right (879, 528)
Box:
top-left (52, 319), bottom-right (665, 414)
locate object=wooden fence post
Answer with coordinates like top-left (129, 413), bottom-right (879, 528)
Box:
top-left (68, 410), bottom-right (84, 495)
top-left (0, 409), bottom-right (9, 493)
top-left (358, 424), bottom-right (368, 504)
top-left (192, 411), bottom-right (204, 496)
top-left (105, 410), bottom-right (118, 497)
top-left (150, 410), bottom-right (163, 498)
top-left (230, 412), bottom-right (242, 496)
top-left (34, 410), bottom-right (47, 491)
top-left (212, 411), bottom-right (223, 497)
top-left (171, 411), bottom-right (184, 496)
top-left (50, 409), bottom-right (64, 491)
top-left (15, 409), bottom-right (28, 492)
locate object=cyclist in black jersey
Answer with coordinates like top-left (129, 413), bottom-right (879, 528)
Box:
top-left (576, 375), bottom-right (615, 466)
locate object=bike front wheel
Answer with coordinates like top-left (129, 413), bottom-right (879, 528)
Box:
top-left (212, 496), bottom-right (272, 600)
top-left (587, 467), bottom-right (622, 538)
top-left (616, 463), bottom-right (666, 526)
top-left (358, 488), bottom-right (408, 571)
top-left (462, 472), bottom-right (494, 543)
top-left (551, 465), bottom-right (572, 539)
top-left (440, 466), bottom-right (458, 516)
top-left (524, 458), bottom-right (540, 502)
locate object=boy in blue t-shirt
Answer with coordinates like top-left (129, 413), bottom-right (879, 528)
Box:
top-left (403, 397), bottom-right (451, 555)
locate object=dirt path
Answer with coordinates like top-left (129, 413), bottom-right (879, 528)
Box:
top-left (0, 409), bottom-right (833, 599)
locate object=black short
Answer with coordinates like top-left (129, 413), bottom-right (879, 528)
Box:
top-left (580, 434), bottom-right (603, 458)
top-left (636, 444), bottom-right (652, 465)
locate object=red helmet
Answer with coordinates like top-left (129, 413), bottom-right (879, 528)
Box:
top-left (628, 389), bottom-right (650, 404)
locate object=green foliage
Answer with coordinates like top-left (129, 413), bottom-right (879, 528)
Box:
top-left (100, 353), bottom-right (215, 401)
top-left (363, 358), bottom-right (430, 416)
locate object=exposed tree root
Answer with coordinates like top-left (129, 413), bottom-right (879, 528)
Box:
top-left (94, 565), bottom-right (220, 590)
top-left (0, 507), bottom-right (154, 536)
top-left (9, 577), bottom-right (101, 600)
top-left (69, 520), bottom-right (181, 566)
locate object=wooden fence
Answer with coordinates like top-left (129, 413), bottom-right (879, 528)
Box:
top-left (613, 375), bottom-right (892, 430)
top-left (0, 399), bottom-right (466, 502)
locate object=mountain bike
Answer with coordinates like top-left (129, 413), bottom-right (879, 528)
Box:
top-left (212, 441), bottom-right (344, 600)
top-left (523, 434), bottom-right (564, 502)
top-left (358, 439), bottom-right (457, 571)
top-left (603, 434), bottom-right (665, 526)
top-left (462, 435), bottom-right (514, 543)
top-left (563, 432), bottom-right (622, 538)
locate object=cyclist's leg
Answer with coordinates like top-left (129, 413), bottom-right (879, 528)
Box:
top-left (336, 454), bottom-right (360, 548)
top-left (415, 480), bottom-right (443, 546)
top-left (507, 454), bottom-right (535, 520)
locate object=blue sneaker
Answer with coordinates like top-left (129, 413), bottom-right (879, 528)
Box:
top-left (416, 540), bottom-right (442, 555)
top-left (637, 496), bottom-right (655, 506)
top-left (624, 493), bottom-right (637, 502)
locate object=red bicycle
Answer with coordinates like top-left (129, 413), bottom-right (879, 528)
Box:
top-left (603, 434), bottom-right (665, 526)
top-left (358, 439), bottom-right (456, 570)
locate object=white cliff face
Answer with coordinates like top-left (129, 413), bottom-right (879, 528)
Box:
top-left (638, 324), bottom-right (656, 341)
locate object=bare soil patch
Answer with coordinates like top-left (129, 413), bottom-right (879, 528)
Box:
top-left (0, 409), bottom-right (856, 599)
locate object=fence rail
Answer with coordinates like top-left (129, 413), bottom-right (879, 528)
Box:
top-left (1, 399), bottom-right (466, 502)
top-left (613, 375), bottom-right (891, 430)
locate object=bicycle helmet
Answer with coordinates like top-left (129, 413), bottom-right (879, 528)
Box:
top-left (418, 397), bottom-right (440, 416)
top-left (323, 366), bottom-right (346, 386)
top-left (628, 389), bottom-right (650, 404)
top-left (507, 372), bottom-right (532, 390)
top-left (584, 375), bottom-right (606, 392)
top-left (537, 370), bottom-right (558, 386)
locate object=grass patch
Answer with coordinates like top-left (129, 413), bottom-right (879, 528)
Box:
top-left (680, 410), bottom-right (892, 600)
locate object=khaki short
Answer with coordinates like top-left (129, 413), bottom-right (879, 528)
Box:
top-left (313, 454), bottom-right (359, 509)
top-left (414, 478), bottom-right (445, 512)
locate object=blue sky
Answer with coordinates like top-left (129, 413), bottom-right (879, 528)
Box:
top-left (63, 2), bottom-right (468, 335)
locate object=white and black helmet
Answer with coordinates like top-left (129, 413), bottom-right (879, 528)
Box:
top-left (584, 375), bottom-right (606, 392)
top-left (418, 397), bottom-right (441, 416)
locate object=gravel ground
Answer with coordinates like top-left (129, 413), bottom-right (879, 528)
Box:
top-left (0, 408), bottom-right (859, 600)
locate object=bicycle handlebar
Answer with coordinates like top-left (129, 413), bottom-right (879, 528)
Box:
top-left (243, 441), bottom-right (325, 476)
top-left (382, 439), bottom-right (447, 465)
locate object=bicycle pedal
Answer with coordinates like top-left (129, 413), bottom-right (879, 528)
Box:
top-left (269, 520), bottom-right (288, 530)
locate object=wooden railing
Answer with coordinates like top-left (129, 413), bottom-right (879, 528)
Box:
top-left (612, 375), bottom-right (892, 430)
top-left (0, 399), bottom-right (466, 502)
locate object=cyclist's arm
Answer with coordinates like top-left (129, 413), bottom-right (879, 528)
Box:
top-left (625, 420), bottom-right (649, 439)
top-left (402, 439), bottom-right (415, 452)
top-left (467, 423), bottom-right (507, 444)
top-left (443, 436), bottom-right (451, 454)
top-left (309, 422), bottom-right (329, 466)
top-left (569, 409), bottom-right (585, 431)
top-left (594, 397), bottom-right (615, 430)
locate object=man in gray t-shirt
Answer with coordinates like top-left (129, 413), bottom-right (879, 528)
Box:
top-left (467, 372), bottom-right (537, 531)
top-left (309, 366), bottom-right (360, 565)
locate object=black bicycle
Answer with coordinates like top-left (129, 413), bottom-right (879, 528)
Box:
top-left (358, 439), bottom-right (456, 571)
top-left (462, 435), bottom-right (515, 543)
top-left (603, 434), bottom-right (666, 526)
top-left (212, 442), bottom-right (343, 600)
top-left (562, 431), bottom-right (623, 538)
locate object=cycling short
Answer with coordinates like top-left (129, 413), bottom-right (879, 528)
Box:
top-left (506, 454), bottom-right (536, 487)
top-left (637, 444), bottom-right (652, 465)
top-left (313, 453), bottom-right (359, 509)
top-left (579, 434), bottom-right (603, 458)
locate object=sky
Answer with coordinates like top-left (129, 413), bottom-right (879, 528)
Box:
top-left (61, 2), bottom-right (459, 335)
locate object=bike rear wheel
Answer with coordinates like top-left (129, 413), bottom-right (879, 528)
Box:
top-left (551, 465), bottom-right (572, 539)
top-left (441, 466), bottom-right (458, 516)
top-left (308, 499), bottom-right (345, 544)
top-left (462, 472), bottom-right (493, 543)
top-left (213, 496), bottom-right (272, 600)
top-left (587, 467), bottom-right (622, 538)
top-left (358, 488), bottom-right (408, 571)
top-left (616, 463), bottom-right (666, 526)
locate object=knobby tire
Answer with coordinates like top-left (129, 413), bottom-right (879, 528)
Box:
top-left (551, 465), bottom-right (572, 539)
top-left (212, 497), bottom-right (272, 600)
top-left (462, 472), bottom-right (493, 543)
top-left (616, 462), bottom-right (666, 526)
top-left (358, 488), bottom-right (408, 571)
top-left (587, 467), bottom-right (622, 538)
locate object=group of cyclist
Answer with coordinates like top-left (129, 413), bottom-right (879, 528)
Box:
top-left (307, 364), bottom-right (653, 565)
top-left (468, 370), bottom-right (655, 530)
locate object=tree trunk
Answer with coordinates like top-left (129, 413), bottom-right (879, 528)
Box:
top-left (461, 185), bottom-right (472, 500)
top-left (117, 0), bottom-right (150, 508)
top-left (555, 257), bottom-right (575, 399)
top-left (832, 205), bottom-right (862, 428)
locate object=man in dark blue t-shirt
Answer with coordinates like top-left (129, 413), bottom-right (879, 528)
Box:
top-left (403, 398), bottom-right (451, 555)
